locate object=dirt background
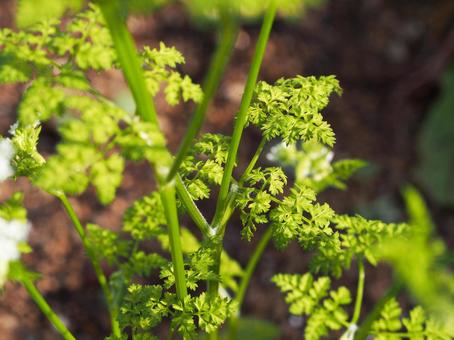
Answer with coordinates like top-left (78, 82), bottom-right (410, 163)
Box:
top-left (0, 0), bottom-right (453, 339)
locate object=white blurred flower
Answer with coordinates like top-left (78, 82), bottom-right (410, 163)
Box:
top-left (0, 217), bottom-right (31, 287)
top-left (8, 122), bottom-right (19, 136)
top-left (340, 324), bottom-right (358, 340)
top-left (0, 138), bottom-right (15, 181)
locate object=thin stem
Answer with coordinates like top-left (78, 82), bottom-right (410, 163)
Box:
top-left (22, 279), bottom-right (76, 340)
top-left (99, 0), bottom-right (187, 301)
top-left (228, 227), bottom-right (273, 340)
top-left (351, 259), bottom-right (365, 325)
top-left (167, 16), bottom-right (239, 181)
top-left (175, 175), bottom-right (210, 236)
top-left (57, 193), bottom-right (121, 336)
top-left (212, 2), bottom-right (277, 227)
top-left (239, 138), bottom-right (266, 185)
top-left (159, 183), bottom-right (188, 299)
top-left (355, 280), bottom-right (404, 340)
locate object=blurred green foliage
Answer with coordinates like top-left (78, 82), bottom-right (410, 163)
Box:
top-left (378, 186), bottom-right (454, 333)
top-left (417, 66), bottom-right (454, 206)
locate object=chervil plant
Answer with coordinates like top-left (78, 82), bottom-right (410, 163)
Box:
top-left (1, 1), bottom-right (453, 339)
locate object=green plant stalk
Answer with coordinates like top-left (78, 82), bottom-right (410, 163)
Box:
top-left (227, 226), bottom-right (273, 340)
top-left (167, 16), bottom-right (239, 182)
top-left (351, 259), bottom-right (365, 325)
top-left (212, 2), bottom-right (277, 228)
top-left (22, 278), bottom-right (76, 340)
top-left (175, 175), bottom-right (210, 235)
top-left (159, 183), bottom-right (188, 299)
top-left (57, 193), bottom-right (121, 336)
top-left (98, 0), bottom-right (158, 125)
top-left (355, 280), bottom-right (404, 340)
top-left (206, 5), bottom-right (277, 307)
top-left (98, 0), bottom-right (187, 300)
top-left (239, 138), bottom-right (266, 184)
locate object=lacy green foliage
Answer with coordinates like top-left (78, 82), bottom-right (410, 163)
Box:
top-left (270, 185), bottom-right (333, 249)
top-left (9, 124), bottom-right (45, 177)
top-left (268, 140), bottom-right (366, 192)
top-left (122, 191), bottom-right (243, 292)
top-left (1, 4), bottom-right (200, 204)
top-left (142, 43), bottom-right (203, 105)
top-left (179, 134), bottom-right (231, 200)
top-left (272, 273), bottom-right (351, 340)
top-left (119, 284), bottom-right (235, 339)
top-left (311, 215), bottom-right (409, 277)
top-left (378, 187), bottom-right (454, 331)
top-left (119, 284), bottom-right (168, 335)
top-left (247, 76), bottom-right (341, 146)
top-left (123, 192), bottom-right (167, 240)
top-left (0, 193), bottom-right (27, 222)
top-left (236, 167), bottom-right (287, 240)
top-left (183, 0), bottom-right (325, 23)
top-left (86, 224), bottom-right (130, 266)
top-left (160, 247), bottom-right (219, 291)
top-left (371, 298), bottom-right (453, 340)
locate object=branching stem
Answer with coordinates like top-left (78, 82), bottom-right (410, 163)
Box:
top-left (212, 2), bottom-right (277, 227)
top-left (98, 0), bottom-right (188, 301)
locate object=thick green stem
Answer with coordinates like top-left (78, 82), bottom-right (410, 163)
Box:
top-left (351, 260), bottom-right (365, 325)
top-left (355, 280), bottom-right (404, 340)
top-left (98, 0), bottom-right (158, 125)
top-left (22, 279), bottom-right (75, 340)
top-left (212, 2), bottom-right (277, 227)
top-left (228, 227), bottom-right (273, 340)
top-left (167, 17), bottom-right (238, 181)
top-left (159, 182), bottom-right (188, 299)
top-left (57, 193), bottom-right (121, 336)
top-left (175, 175), bottom-right (210, 236)
top-left (98, 0), bottom-right (187, 301)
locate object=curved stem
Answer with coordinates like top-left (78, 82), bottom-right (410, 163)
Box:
top-left (351, 259), bottom-right (365, 325)
top-left (57, 193), bottom-right (121, 336)
top-left (212, 2), bottom-right (277, 227)
top-left (228, 227), bottom-right (273, 340)
top-left (167, 16), bottom-right (239, 181)
top-left (22, 279), bottom-right (76, 340)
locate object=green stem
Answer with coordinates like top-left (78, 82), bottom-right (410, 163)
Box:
top-left (167, 16), bottom-right (238, 181)
top-left (355, 280), bottom-right (403, 340)
top-left (57, 193), bottom-right (121, 336)
top-left (239, 138), bottom-right (266, 185)
top-left (212, 2), bottom-right (277, 227)
top-left (175, 175), bottom-right (210, 236)
top-left (159, 183), bottom-right (188, 299)
top-left (351, 260), bottom-right (365, 325)
top-left (98, 0), bottom-right (187, 301)
top-left (228, 227), bottom-right (273, 340)
top-left (22, 279), bottom-right (76, 340)
top-left (98, 0), bottom-right (158, 125)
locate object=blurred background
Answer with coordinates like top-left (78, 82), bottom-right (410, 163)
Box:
top-left (0, 0), bottom-right (453, 338)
